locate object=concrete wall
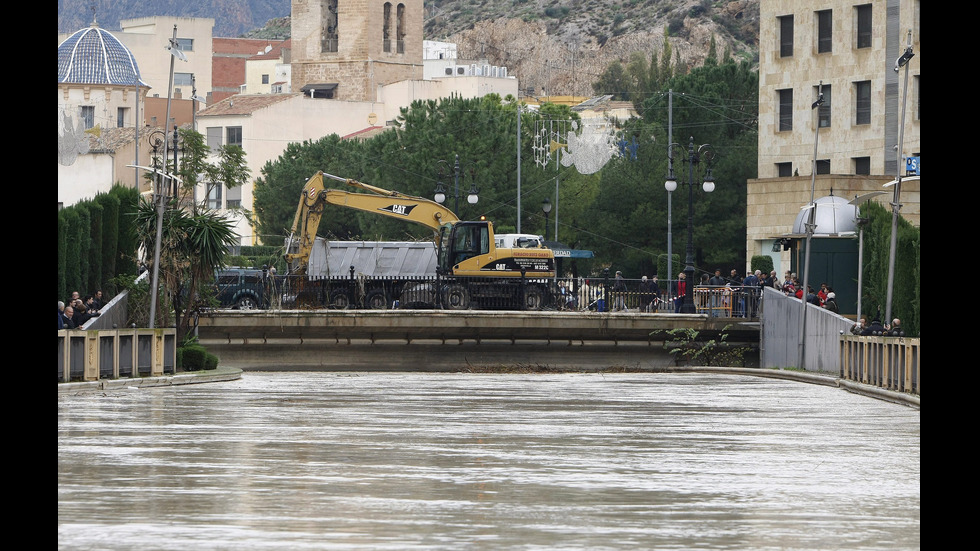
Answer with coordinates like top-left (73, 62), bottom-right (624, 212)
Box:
top-left (761, 286), bottom-right (854, 372)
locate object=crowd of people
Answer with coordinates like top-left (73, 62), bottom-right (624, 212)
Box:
top-left (589, 267), bottom-right (855, 320)
top-left (850, 316), bottom-right (904, 337)
top-left (59, 290), bottom-right (105, 329)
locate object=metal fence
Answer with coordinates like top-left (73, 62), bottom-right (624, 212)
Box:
top-left (245, 274), bottom-right (766, 316)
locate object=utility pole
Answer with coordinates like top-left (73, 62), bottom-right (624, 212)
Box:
top-left (517, 102), bottom-right (522, 233)
top-left (667, 89), bottom-right (673, 283)
top-left (885, 30), bottom-right (915, 324)
top-left (798, 81), bottom-right (824, 371)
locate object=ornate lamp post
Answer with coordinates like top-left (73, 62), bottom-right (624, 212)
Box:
top-left (146, 129), bottom-right (168, 328)
top-left (434, 154), bottom-right (479, 214)
top-left (665, 137), bottom-right (716, 313)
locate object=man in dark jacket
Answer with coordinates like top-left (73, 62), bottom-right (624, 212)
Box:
top-left (62, 306), bottom-right (77, 329)
top-left (823, 292), bottom-right (840, 314)
top-left (742, 270), bottom-right (760, 317)
top-left (861, 318), bottom-right (886, 336)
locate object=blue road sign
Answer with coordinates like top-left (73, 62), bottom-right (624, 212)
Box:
top-left (905, 156), bottom-right (920, 176)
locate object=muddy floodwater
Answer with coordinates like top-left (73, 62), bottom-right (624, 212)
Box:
top-left (58, 372), bottom-right (920, 550)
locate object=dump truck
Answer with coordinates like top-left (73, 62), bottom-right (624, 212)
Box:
top-left (283, 171), bottom-right (556, 310)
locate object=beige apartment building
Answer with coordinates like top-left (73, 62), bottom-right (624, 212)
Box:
top-left (749, 0), bottom-right (920, 277)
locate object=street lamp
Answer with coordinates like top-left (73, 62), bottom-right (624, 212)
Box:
top-left (541, 197), bottom-right (552, 240)
top-left (146, 129), bottom-right (168, 329)
top-left (434, 154), bottom-right (479, 215)
top-left (665, 136), bottom-right (716, 313)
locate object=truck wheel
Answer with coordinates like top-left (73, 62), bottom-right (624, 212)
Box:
top-left (294, 290), bottom-right (317, 309)
top-left (329, 290), bottom-right (351, 309)
top-left (236, 295), bottom-right (258, 310)
top-left (524, 286), bottom-right (545, 311)
top-left (365, 289), bottom-right (388, 309)
top-left (443, 284), bottom-right (470, 310)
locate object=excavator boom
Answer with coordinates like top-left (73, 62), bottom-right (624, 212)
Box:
top-left (285, 171), bottom-right (460, 274)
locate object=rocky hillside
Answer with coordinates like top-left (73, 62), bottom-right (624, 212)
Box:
top-left (59, 0), bottom-right (759, 97)
top-left (438, 0), bottom-right (759, 96)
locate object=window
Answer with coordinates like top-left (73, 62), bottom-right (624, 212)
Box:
top-left (117, 107), bottom-right (128, 128)
top-left (322, 0), bottom-right (339, 53)
top-left (226, 127), bottom-right (243, 147)
top-left (914, 76), bottom-right (920, 120)
top-left (206, 127), bottom-right (223, 150)
top-left (262, 74), bottom-right (269, 84)
top-left (216, 271), bottom-right (239, 285)
top-left (816, 10), bottom-right (832, 53)
top-left (914, 0), bottom-right (921, 43)
top-left (226, 184), bottom-right (242, 208)
top-left (853, 157), bottom-right (870, 175)
top-left (396, 3), bottom-right (406, 54)
top-left (815, 159), bottom-right (830, 174)
top-left (383, 3), bottom-right (392, 53)
top-left (816, 84), bottom-right (831, 128)
top-left (855, 4), bottom-right (872, 49)
top-left (778, 15), bottom-right (793, 57)
top-left (174, 72), bottom-right (193, 86)
top-left (208, 184), bottom-right (223, 210)
top-left (175, 38), bottom-right (194, 52)
top-left (855, 81), bottom-right (871, 125)
top-left (777, 162), bottom-right (793, 177)
top-left (778, 89), bottom-right (793, 132)
top-left (79, 106), bottom-right (94, 129)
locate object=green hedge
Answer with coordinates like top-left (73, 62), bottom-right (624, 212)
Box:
top-left (58, 184), bottom-right (141, 302)
top-left (177, 343), bottom-right (219, 371)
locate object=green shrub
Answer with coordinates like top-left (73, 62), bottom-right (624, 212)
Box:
top-left (179, 344), bottom-right (208, 371)
top-left (751, 255), bottom-right (773, 276)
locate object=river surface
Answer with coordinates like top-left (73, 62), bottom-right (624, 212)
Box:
top-left (58, 372), bottom-right (920, 550)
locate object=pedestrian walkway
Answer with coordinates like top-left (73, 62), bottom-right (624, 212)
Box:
top-left (57, 366), bottom-right (243, 394)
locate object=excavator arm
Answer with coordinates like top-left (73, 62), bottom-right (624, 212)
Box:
top-left (284, 171), bottom-right (460, 274)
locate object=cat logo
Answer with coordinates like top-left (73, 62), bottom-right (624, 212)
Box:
top-left (380, 204), bottom-right (416, 216)
top-left (496, 263), bottom-right (507, 270)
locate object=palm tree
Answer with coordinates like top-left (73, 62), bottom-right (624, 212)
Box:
top-left (135, 198), bottom-right (237, 343)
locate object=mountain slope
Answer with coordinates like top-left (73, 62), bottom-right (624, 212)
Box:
top-left (57, 0), bottom-right (291, 38)
top-left (58, 0), bottom-right (759, 96)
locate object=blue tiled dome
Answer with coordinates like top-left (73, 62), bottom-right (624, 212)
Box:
top-left (58, 24), bottom-right (147, 86)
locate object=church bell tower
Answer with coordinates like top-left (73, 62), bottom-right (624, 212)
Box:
top-left (290, 0), bottom-right (423, 102)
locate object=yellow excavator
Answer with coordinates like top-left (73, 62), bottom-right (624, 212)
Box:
top-left (283, 171), bottom-right (556, 310)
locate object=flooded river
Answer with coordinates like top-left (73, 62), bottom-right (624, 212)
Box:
top-left (58, 372), bottom-right (919, 550)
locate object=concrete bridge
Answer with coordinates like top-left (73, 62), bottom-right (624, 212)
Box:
top-left (195, 310), bottom-right (761, 371)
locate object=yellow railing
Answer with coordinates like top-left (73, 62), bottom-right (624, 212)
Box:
top-left (840, 335), bottom-right (920, 396)
top-left (694, 287), bottom-right (733, 317)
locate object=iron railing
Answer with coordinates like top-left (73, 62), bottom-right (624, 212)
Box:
top-left (236, 274), bottom-right (765, 316)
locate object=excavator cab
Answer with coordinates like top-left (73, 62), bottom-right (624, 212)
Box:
top-left (437, 221), bottom-right (491, 274)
